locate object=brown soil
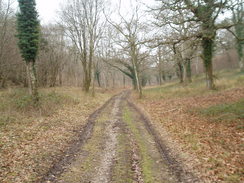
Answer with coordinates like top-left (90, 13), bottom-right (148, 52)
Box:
top-left (39, 93), bottom-right (121, 183)
top-left (127, 100), bottom-right (199, 183)
top-left (40, 91), bottom-right (200, 183)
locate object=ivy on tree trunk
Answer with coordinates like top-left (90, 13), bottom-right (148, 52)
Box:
top-left (16, 0), bottom-right (40, 102)
top-left (202, 37), bottom-right (215, 90)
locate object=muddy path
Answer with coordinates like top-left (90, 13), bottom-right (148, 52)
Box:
top-left (41, 91), bottom-right (200, 183)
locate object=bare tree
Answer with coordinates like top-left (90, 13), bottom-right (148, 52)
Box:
top-left (232, 0), bottom-right (244, 71)
top-left (156, 45), bottom-right (164, 85)
top-left (152, 0), bottom-right (233, 89)
top-left (37, 25), bottom-right (67, 87)
top-left (59, 0), bottom-right (103, 92)
top-left (105, 3), bottom-right (149, 98)
top-left (0, 0), bottom-right (14, 88)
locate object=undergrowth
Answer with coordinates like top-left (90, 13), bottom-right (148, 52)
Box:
top-left (198, 99), bottom-right (244, 123)
top-left (143, 70), bottom-right (244, 99)
top-left (0, 88), bottom-right (77, 127)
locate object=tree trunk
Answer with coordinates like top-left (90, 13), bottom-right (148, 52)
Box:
top-left (138, 78), bottom-right (143, 99)
top-left (186, 59), bottom-right (192, 83)
top-left (177, 62), bottom-right (184, 83)
top-left (26, 61), bottom-right (39, 102)
top-left (206, 63), bottom-right (214, 89)
top-left (240, 56), bottom-right (244, 72)
top-left (96, 71), bottom-right (101, 87)
top-left (183, 62), bottom-right (187, 82)
top-left (202, 38), bottom-right (215, 90)
top-left (158, 69), bottom-right (162, 85)
top-left (237, 43), bottom-right (244, 72)
top-left (158, 60), bottom-right (163, 85)
top-left (105, 74), bottom-right (109, 88)
top-left (83, 68), bottom-right (91, 92)
top-left (173, 45), bottom-right (183, 83)
top-left (0, 77), bottom-right (6, 88)
top-left (134, 65), bottom-right (142, 98)
top-left (132, 76), bottom-right (137, 90)
top-left (112, 74), bottom-right (115, 88)
top-left (134, 66), bottom-right (140, 91)
top-left (92, 62), bottom-right (95, 97)
top-left (49, 75), bottom-right (57, 87)
top-left (26, 62), bottom-right (32, 94)
top-left (162, 72), bottom-right (166, 81)
top-left (195, 56), bottom-right (200, 75)
top-left (123, 75), bottom-right (125, 88)
top-left (58, 71), bottom-right (62, 86)
top-left (158, 46), bottom-right (163, 85)
top-left (83, 78), bottom-right (91, 92)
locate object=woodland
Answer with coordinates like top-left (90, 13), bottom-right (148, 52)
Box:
top-left (0, 0), bottom-right (244, 183)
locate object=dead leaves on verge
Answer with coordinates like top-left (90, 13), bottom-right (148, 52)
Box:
top-left (0, 87), bottom-right (114, 183)
top-left (135, 87), bottom-right (244, 183)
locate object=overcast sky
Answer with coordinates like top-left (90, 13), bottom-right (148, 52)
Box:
top-left (34, 0), bottom-right (155, 24)
top-left (35, 0), bottom-right (64, 24)
top-left (13, 0), bottom-right (229, 24)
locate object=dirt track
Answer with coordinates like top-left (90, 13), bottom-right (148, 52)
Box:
top-left (41, 91), bottom-right (200, 183)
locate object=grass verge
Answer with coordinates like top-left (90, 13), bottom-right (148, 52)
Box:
top-left (198, 99), bottom-right (244, 123)
top-left (143, 69), bottom-right (244, 100)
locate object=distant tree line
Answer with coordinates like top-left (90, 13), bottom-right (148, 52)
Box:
top-left (0, 0), bottom-right (243, 99)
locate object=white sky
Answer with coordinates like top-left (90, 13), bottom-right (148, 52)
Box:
top-left (35, 0), bottom-right (64, 24)
top-left (12, 0), bottom-right (69, 24)
top-left (11, 0), bottom-right (156, 25)
top-left (12, 0), bottom-right (229, 24)
top-left (34, 0), bottom-right (156, 24)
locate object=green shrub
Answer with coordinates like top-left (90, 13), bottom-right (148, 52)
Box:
top-left (15, 95), bottom-right (34, 109)
top-left (199, 99), bottom-right (244, 122)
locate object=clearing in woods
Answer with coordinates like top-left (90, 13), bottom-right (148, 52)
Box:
top-left (41, 91), bottom-right (200, 183)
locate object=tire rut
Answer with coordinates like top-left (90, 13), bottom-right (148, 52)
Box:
top-left (91, 93), bottom-right (122, 183)
top-left (54, 91), bottom-right (128, 183)
top-left (40, 91), bottom-right (200, 183)
top-left (39, 92), bottom-right (124, 183)
top-left (127, 99), bottom-right (200, 183)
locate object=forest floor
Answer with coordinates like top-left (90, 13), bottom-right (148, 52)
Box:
top-left (134, 70), bottom-right (244, 183)
top-left (1, 87), bottom-right (201, 183)
top-left (0, 70), bottom-right (243, 183)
